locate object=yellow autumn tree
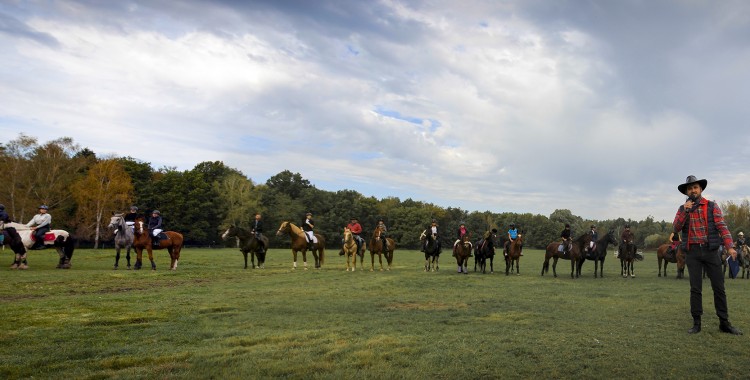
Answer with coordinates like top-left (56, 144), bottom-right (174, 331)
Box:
top-left (72, 159), bottom-right (133, 248)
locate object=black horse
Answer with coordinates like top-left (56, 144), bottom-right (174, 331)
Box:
top-left (578, 229), bottom-right (618, 278)
top-left (3, 227), bottom-right (28, 269)
top-left (474, 232), bottom-right (498, 274)
top-left (421, 229), bottom-right (441, 272)
top-left (221, 225), bottom-right (269, 269)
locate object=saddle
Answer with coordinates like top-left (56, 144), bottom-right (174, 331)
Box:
top-left (30, 232), bottom-right (56, 242)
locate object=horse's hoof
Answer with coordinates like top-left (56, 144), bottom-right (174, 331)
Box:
top-left (113, 266), bottom-right (118, 270)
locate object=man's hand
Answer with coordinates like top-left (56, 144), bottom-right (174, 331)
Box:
top-left (729, 247), bottom-right (738, 260)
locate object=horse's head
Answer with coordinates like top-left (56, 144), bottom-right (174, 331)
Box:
top-left (343, 227), bottom-right (352, 240)
top-left (606, 229), bottom-right (618, 245)
top-left (221, 225), bottom-right (238, 240)
top-left (108, 213), bottom-right (125, 230)
top-left (276, 221), bottom-right (290, 236)
top-left (133, 217), bottom-right (146, 235)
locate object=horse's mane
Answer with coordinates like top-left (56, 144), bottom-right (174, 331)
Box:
top-left (574, 232), bottom-right (591, 246)
top-left (282, 221), bottom-right (306, 238)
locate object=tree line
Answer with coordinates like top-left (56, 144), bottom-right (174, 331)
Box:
top-left (2, 134), bottom-right (749, 249)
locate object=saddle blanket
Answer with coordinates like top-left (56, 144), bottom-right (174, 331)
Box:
top-left (31, 232), bottom-right (56, 242)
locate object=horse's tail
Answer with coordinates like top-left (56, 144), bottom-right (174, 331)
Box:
top-left (64, 235), bottom-right (77, 259)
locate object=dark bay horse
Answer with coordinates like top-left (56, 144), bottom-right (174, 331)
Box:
top-left (474, 233), bottom-right (497, 274)
top-left (420, 229), bottom-right (440, 272)
top-left (579, 229), bottom-right (617, 278)
top-left (619, 240), bottom-right (638, 278)
top-left (454, 233), bottom-right (472, 274)
top-left (369, 226), bottom-right (395, 271)
top-left (132, 217), bottom-right (184, 270)
top-left (275, 221), bottom-right (325, 270)
top-left (108, 213), bottom-right (134, 270)
top-left (221, 225), bottom-right (269, 269)
top-left (342, 227), bottom-right (364, 271)
top-left (656, 243), bottom-right (685, 279)
top-left (505, 232), bottom-right (523, 276)
top-left (541, 232), bottom-right (591, 278)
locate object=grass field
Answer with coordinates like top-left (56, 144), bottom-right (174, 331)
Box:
top-left (1, 246), bottom-right (749, 379)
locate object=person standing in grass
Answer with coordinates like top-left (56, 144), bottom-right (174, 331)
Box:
top-left (673, 175), bottom-right (742, 335)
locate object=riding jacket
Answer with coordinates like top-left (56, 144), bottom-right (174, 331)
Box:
top-left (27, 213), bottom-right (51, 229)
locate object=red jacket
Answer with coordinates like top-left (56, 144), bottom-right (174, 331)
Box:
top-left (347, 222), bottom-right (362, 235)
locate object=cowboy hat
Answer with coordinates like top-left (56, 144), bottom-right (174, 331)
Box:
top-left (678, 175), bottom-right (707, 195)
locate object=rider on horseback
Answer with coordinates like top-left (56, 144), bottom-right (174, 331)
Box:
top-left (27, 205), bottom-right (51, 250)
top-left (505, 223), bottom-right (523, 256)
top-left (377, 219), bottom-right (388, 251)
top-left (339, 217), bottom-right (363, 256)
top-left (148, 210), bottom-right (163, 248)
top-left (559, 224), bottom-right (572, 257)
top-left (587, 225), bottom-right (598, 255)
top-left (453, 222), bottom-right (471, 257)
top-left (252, 213), bottom-right (266, 255)
top-left (618, 224), bottom-right (634, 257)
top-left (302, 212), bottom-right (316, 251)
top-left (421, 219), bottom-right (441, 253)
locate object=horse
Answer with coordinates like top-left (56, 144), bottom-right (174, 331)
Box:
top-left (420, 229), bottom-right (440, 272)
top-left (578, 229), bottom-right (618, 278)
top-left (108, 213), bottom-right (134, 270)
top-left (454, 233), bottom-right (472, 274)
top-left (474, 233), bottom-right (497, 274)
top-left (541, 232), bottom-right (591, 278)
top-left (275, 221), bottom-right (325, 270)
top-left (369, 226), bottom-right (395, 271)
top-left (342, 227), bottom-right (364, 271)
top-left (619, 239), bottom-right (639, 278)
top-left (132, 217), bottom-right (184, 270)
top-left (740, 245), bottom-right (750, 279)
top-left (3, 222), bottom-right (76, 269)
top-left (221, 225), bottom-right (269, 269)
top-left (504, 232), bottom-right (523, 276)
top-left (2, 225), bottom-right (29, 269)
top-left (656, 243), bottom-right (686, 279)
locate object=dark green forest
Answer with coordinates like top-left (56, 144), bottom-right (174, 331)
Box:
top-left (2, 134), bottom-right (749, 249)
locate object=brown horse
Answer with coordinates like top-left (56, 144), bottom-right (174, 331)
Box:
top-left (221, 225), bottom-right (269, 269)
top-left (541, 232), bottom-right (591, 278)
top-left (342, 227), bottom-right (363, 271)
top-left (132, 217), bottom-right (184, 270)
top-left (454, 233), bottom-right (472, 274)
top-left (275, 221), bottom-right (325, 269)
top-left (619, 240), bottom-right (638, 278)
top-left (369, 226), bottom-right (395, 271)
top-left (504, 232), bottom-right (523, 275)
top-left (740, 245), bottom-right (750, 279)
top-left (656, 243), bottom-right (686, 279)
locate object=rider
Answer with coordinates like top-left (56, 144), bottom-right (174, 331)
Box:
top-left (339, 217), bottom-right (363, 256)
top-left (505, 223), bottom-right (523, 256)
top-left (559, 224), bottom-right (572, 257)
top-left (377, 219), bottom-right (388, 251)
top-left (736, 232), bottom-right (746, 262)
top-left (122, 206), bottom-right (140, 233)
top-left (302, 212), bottom-right (316, 251)
top-left (453, 222), bottom-right (469, 257)
top-left (667, 230), bottom-right (681, 259)
top-left (587, 225), bottom-right (598, 254)
top-left (27, 205), bottom-right (51, 250)
top-left (422, 219), bottom-right (441, 252)
top-left (148, 210), bottom-right (163, 247)
top-left (252, 213), bottom-right (265, 255)
top-left (619, 224), bottom-right (634, 257)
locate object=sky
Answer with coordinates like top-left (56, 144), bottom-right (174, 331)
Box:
top-left (2, 0), bottom-right (750, 222)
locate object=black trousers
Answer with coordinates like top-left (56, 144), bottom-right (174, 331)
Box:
top-left (686, 244), bottom-right (729, 324)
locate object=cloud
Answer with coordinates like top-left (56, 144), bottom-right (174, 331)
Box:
top-left (2, 0), bottom-right (750, 223)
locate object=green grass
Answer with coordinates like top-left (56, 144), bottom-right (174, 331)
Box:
top-left (1, 247), bottom-right (749, 379)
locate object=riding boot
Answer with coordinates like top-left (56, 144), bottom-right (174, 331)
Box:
top-left (339, 248), bottom-right (344, 256)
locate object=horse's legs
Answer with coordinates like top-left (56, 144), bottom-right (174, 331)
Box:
top-left (114, 247), bottom-right (121, 269)
top-left (134, 247), bottom-right (143, 270)
top-left (251, 251), bottom-right (257, 269)
top-left (489, 256), bottom-right (494, 273)
top-left (372, 252), bottom-right (377, 272)
top-left (292, 250), bottom-right (298, 269)
top-left (552, 257), bottom-right (558, 278)
top-left (146, 246), bottom-right (156, 270)
top-left (243, 252), bottom-right (248, 269)
top-left (126, 246), bottom-right (132, 269)
top-left (378, 252), bottom-right (384, 271)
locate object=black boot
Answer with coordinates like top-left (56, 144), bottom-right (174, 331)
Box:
top-left (719, 321), bottom-right (743, 335)
top-left (688, 320), bottom-right (701, 334)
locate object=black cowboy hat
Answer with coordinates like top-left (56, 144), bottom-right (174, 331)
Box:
top-left (678, 175), bottom-right (707, 195)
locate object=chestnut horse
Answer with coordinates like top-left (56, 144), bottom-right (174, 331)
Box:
top-left (656, 243), bottom-right (685, 279)
top-left (370, 226), bottom-right (395, 271)
top-left (132, 217), bottom-right (184, 270)
top-left (342, 227), bottom-right (363, 271)
top-left (454, 233), bottom-right (472, 274)
top-left (275, 221), bottom-right (325, 269)
top-left (221, 225), bottom-right (269, 269)
top-left (541, 232), bottom-right (591, 278)
top-left (504, 232), bottom-right (523, 275)
top-left (578, 229), bottom-right (618, 278)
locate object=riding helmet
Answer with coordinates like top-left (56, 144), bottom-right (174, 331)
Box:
top-left (39, 205), bottom-right (49, 210)
top-left (152, 210), bottom-right (160, 215)
top-left (130, 206), bottom-right (138, 211)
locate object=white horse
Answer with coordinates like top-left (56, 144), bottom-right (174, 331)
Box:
top-left (108, 213), bottom-right (134, 269)
top-left (4, 222), bottom-right (76, 269)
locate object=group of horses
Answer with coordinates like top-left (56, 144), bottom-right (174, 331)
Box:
top-left (107, 214), bottom-right (183, 270)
